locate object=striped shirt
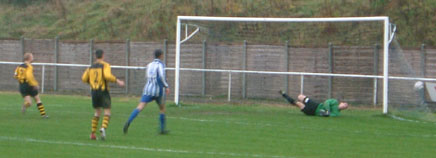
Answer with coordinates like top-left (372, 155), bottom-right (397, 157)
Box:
top-left (143, 59), bottom-right (169, 96)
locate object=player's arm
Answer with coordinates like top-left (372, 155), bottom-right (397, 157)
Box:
top-left (103, 63), bottom-right (117, 83)
top-left (326, 99), bottom-right (340, 117)
top-left (103, 63), bottom-right (124, 86)
top-left (26, 65), bottom-right (38, 86)
top-left (158, 63), bottom-right (169, 88)
top-left (81, 68), bottom-right (90, 84)
top-left (13, 67), bottom-right (19, 79)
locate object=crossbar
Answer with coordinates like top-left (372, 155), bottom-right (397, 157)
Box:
top-left (178, 16), bottom-right (388, 22)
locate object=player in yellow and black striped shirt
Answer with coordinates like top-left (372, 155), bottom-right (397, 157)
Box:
top-left (13, 52), bottom-right (48, 118)
top-left (82, 49), bottom-right (124, 140)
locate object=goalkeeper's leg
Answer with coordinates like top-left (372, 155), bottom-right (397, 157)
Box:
top-left (279, 90), bottom-right (296, 105)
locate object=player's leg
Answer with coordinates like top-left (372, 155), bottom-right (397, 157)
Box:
top-left (127, 102), bottom-right (148, 124)
top-left (299, 95), bottom-right (320, 116)
top-left (157, 94), bottom-right (168, 134)
top-left (99, 91), bottom-right (111, 140)
top-left (90, 90), bottom-right (101, 140)
top-left (20, 83), bottom-right (32, 114)
top-left (125, 102), bottom-right (147, 125)
top-left (100, 108), bottom-right (111, 140)
top-left (294, 101), bottom-right (306, 109)
top-left (90, 108), bottom-right (101, 140)
top-left (279, 90), bottom-right (296, 105)
top-left (124, 95), bottom-right (150, 134)
top-left (22, 95), bottom-right (32, 114)
top-left (33, 94), bottom-right (48, 118)
top-left (297, 94), bottom-right (307, 102)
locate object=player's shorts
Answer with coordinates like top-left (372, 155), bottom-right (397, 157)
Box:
top-left (140, 94), bottom-right (166, 106)
top-left (19, 83), bottom-right (38, 97)
top-left (91, 90), bottom-right (111, 109)
top-left (301, 97), bottom-right (320, 116)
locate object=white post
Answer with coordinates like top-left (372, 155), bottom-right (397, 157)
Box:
top-left (228, 72), bottom-right (232, 102)
top-left (383, 18), bottom-right (390, 114)
top-left (41, 65), bottom-right (45, 94)
top-left (373, 79), bottom-right (378, 106)
top-left (185, 24), bottom-right (188, 39)
top-left (175, 18), bottom-right (181, 105)
top-left (300, 75), bottom-right (304, 94)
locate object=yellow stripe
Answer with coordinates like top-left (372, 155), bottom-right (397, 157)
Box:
top-left (91, 118), bottom-right (99, 133)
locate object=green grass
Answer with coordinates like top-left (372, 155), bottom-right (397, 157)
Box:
top-left (0, 92), bottom-right (435, 158)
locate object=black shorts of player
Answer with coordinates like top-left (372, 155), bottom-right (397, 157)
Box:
top-left (301, 98), bottom-right (320, 116)
top-left (19, 83), bottom-right (38, 97)
top-left (91, 90), bottom-right (111, 109)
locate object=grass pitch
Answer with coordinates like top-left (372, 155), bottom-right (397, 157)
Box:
top-left (0, 92), bottom-right (435, 158)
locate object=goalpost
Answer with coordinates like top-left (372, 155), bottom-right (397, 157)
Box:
top-left (174, 16), bottom-right (392, 113)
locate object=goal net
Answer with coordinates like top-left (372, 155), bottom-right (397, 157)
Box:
top-left (387, 37), bottom-right (436, 122)
top-left (174, 16), bottom-right (391, 109)
top-left (174, 16), bottom-right (436, 120)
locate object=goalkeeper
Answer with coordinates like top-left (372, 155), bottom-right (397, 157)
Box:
top-left (279, 91), bottom-right (348, 117)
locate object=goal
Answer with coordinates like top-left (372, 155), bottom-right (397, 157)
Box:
top-left (174, 16), bottom-right (391, 112)
top-left (172, 16), bottom-right (436, 119)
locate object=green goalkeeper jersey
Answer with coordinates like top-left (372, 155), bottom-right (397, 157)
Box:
top-left (315, 99), bottom-right (341, 117)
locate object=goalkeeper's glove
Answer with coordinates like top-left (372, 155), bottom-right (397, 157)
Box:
top-left (319, 109), bottom-right (330, 117)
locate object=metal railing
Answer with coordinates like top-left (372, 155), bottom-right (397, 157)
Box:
top-left (3, 61), bottom-right (436, 105)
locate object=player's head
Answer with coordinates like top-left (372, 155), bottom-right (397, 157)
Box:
top-left (23, 52), bottom-right (33, 62)
top-left (154, 49), bottom-right (163, 59)
top-left (339, 102), bottom-right (349, 110)
top-left (95, 49), bottom-right (104, 59)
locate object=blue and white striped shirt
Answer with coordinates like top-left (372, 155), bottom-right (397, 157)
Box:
top-left (143, 59), bottom-right (169, 96)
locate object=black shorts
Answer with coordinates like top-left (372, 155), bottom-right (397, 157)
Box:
top-left (91, 90), bottom-right (111, 109)
top-left (19, 83), bottom-right (38, 97)
top-left (301, 97), bottom-right (320, 116)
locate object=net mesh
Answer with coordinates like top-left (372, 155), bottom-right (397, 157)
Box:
top-left (387, 37), bottom-right (436, 122)
top-left (178, 19), bottom-right (385, 105)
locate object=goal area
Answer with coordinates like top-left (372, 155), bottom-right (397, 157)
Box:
top-left (174, 16), bottom-right (436, 119)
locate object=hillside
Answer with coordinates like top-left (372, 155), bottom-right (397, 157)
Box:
top-left (0, 0), bottom-right (434, 47)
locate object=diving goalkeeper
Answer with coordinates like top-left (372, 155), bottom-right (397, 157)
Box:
top-left (279, 91), bottom-right (348, 117)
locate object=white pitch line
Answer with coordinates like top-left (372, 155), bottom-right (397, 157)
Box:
top-left (170, 117), bottom-right (274, 127)
top-left (389, 114), bottom-right (436, 125)
top-left (0, 136), bottom-right (292, 158)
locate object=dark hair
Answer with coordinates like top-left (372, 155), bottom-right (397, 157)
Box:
top-left (154, 49), bottom-right (163, 58)
top-left (95, 49), bottom-right (104, 59)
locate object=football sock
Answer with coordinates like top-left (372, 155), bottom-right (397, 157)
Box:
top-left (159, 113), bottom-right (166, 132)
top-left (127, 109), bottom-right (140, 124)
top-left (36, 103), bottom-right (46, 116)
top-left (91, 116), bottom-right (99, 133)
top-left (281, 93), bottom-right (296, 105)
top-left (102, 115), bottom-right (110, 129)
